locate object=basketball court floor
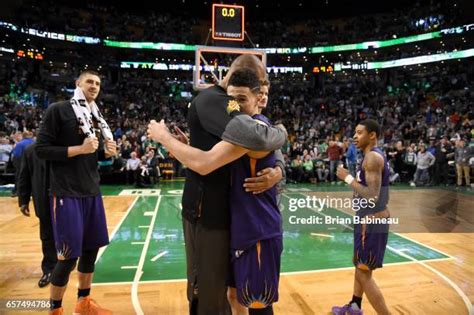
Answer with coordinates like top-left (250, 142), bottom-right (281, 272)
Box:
top-left (1, 182), bottom-right (472, 314)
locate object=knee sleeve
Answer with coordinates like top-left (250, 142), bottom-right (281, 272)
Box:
top-left (78, 248), bottom-right (99, 273)
top-left (51, 258), bottom-right (77, 287)
top-left (249, 306), bottom-right (273, 315)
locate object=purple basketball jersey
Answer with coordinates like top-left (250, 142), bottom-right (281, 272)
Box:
top-left (229, 114), bottom-right (283, 251)
top-left (355, 147), bottom-right (390, 216)
top-left (353, 147), bottom-right (390, 270)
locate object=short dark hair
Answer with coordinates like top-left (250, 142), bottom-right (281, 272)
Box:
top-left (78, 70), bottom-right (100, 80)
top-left (359, 119), bottom-right (381, 138)
top-left (228, 68), bottom-right (261, 92)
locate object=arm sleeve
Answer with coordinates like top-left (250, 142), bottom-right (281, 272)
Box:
top-left (274, 149), bottom-right (286, 180)
top-left (17, 150), bottom-right (32, 207)
top-left (195, 93), bottom-right (287, 152)
top-left (35, 105), bottom-right (69, 161)
top-left (97, 137), bottom-right (106, 160)
top-left (221, 115), bottom-right (287, 152)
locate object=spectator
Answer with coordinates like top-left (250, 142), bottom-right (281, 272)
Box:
top-left (344, 138), bottom-right (358, 177)
top-left (314, 159), bottom-right (329, 183)
top-left (290, 155), bottom-right (304, 183)
top-left (411, 143), bottom-right (436, 186)
top-left (126, 151), bottom-right (140, 185)
top-left (11, 131), bottom-right (35, 196)
top-left (389, 161), bottom-right (400, 184)
top-left (326, 139), bottom-right (343, 183)
top-left (0, 135), bottom-right (13, 164)
top-left (302, 154), bottom-right (315, 182)
top-left (433, 136), bottom-right (454, 185)
top-left (454, 139), bottom-right (474, 188)
top-left (145, 149), bottom-right (160, 183)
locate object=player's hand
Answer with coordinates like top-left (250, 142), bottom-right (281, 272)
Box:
top-left (81, 136), bottom-right (99, 154)
top-left (173, 126), bottom-right (189, 145)
top-left (20, 204), bottom-right (30, 217)
top-left (243, 167), bottom-right (283, 194)
top-left (147, 119), bottom-right (171, 143)
top-left (336, 164), bottom-right (349, 181)
top-left (104, 139), bottom-right (117, 157)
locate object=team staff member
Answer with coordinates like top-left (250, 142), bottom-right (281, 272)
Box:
top-left (18, 143), bottom-right (57, 288)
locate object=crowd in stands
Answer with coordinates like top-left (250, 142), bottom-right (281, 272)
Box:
top-left (247, 1), bottom-right (463, 48)
top-left (265, 62), bottom-right (474, 187)
top-left (12, 0), bottom-right (198, 44)
top-left (8, 0), bottom-right (466, 47)
top-left (1, 57), bottom-right (473, 189)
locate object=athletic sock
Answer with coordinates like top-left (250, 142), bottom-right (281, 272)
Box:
top-left (78, 288), bottom-right (91, 299)
top-left (350, 295), bottom-right (362, 309)
top-left (50, 299), bottom-right (62, 310)
top-left (249, 306), bottom-right (273, 315)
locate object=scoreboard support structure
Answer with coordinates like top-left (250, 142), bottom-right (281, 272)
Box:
top-left (193, 46), bottom-right (267, 91)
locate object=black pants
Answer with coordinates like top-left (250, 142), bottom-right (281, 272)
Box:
top-left (126, 169), bottom-right (138, 184)
top-left (434, 162), bottom-right (449, 185)
top-left (182, 218), bottom-right (231, 315)
top-left (12, 156), bottom-right (21, 193)
top-left (38, 212), bottom-right (57, 273)
top-left (291, 167), bottom-right (304, 182)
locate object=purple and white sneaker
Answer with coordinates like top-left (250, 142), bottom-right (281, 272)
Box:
top-left (331, 303), bottom-right (363, 315)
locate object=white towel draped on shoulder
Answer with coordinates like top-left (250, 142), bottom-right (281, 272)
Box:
top-left (70, 87), bottom-right (113, 140)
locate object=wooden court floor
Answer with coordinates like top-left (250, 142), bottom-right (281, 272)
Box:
top-left (0, 186), bottom-right (472, 314)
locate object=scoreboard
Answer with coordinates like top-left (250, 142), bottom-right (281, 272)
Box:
top-left (212, 4), bottom-right (245, 41)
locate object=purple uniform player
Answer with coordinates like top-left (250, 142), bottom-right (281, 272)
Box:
top-left (148, 67), bottom-right (286, 315)
top-left (36, 71), bottom-right (116, 315)
top-left (229, 114), bottom-right (283, 310)
top-left (353, 146), bottom-right (390, 270)
top-left (51, 195), bottom-right (110, 261)
top-left (334, 119), bottom-right (391, 315)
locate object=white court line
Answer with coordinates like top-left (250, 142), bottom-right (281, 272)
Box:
top-left (121, 266), bottom-right (138, 270)
top-left (144, 211), bottom-right (154, 216)
top-left (150, 251), bottom-right (168, 262)
top-left (95, 196), bottom-right (140, 263)
top-left (283, 193), bottom-right (473, 314)
top-left (281, 257), bottom-right (455, 276)
top-left (92, 257), bottom-right (456, 287)
top-left (310, 233), bottom-right (334, 238)
top-left (283, 192), bottom-right (454, 258)
top-left (93, 278), bottom-right (187, 286)
top-left (138, 226), bottom-right (149, 229)
top-left (131, 196), bottom-right (162, 315)
top-left (388, 245), bottom-right (473, 314)
top-left (132, 242), bottom-right (145, 245)
top-left (391, 231), bottom-right (455, 259)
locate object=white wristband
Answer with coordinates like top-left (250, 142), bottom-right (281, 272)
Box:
top-left (344, 174), bottom-right (355, 185)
